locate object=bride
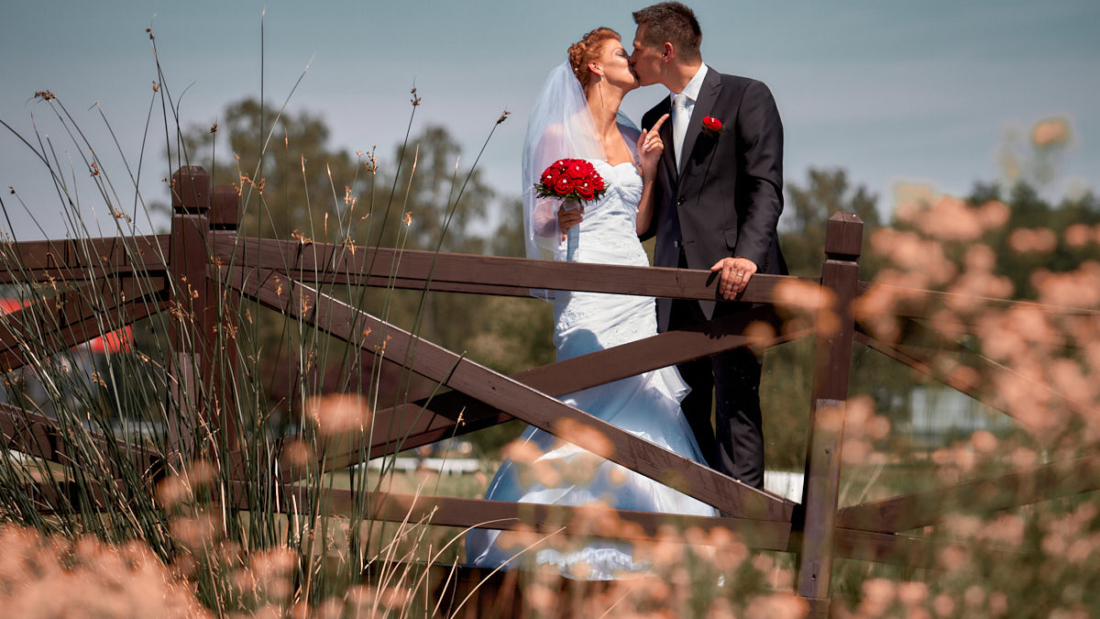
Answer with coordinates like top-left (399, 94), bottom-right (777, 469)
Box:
top-left (464, 27), bottom-right (716, 580)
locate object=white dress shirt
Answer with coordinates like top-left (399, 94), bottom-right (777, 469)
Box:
top-left (670, 63), bottom-right (709, 167)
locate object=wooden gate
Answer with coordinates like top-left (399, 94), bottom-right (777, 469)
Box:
top-left (1, 166), bottom-right (1097, 617)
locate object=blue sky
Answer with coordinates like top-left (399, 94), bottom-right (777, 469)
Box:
top-left (1, 0), bottom-right (1097, 240)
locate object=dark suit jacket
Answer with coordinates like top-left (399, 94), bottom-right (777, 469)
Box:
top-left (640, 67), bottom-right (787, 331)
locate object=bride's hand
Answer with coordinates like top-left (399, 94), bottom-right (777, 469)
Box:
top-left (558, 203), bottom-right (584, 240)
top-left (638, 113), bottom-right (669, 180)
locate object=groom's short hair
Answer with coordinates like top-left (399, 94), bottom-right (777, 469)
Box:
top-left (633, 2), bottom-right (702, 61)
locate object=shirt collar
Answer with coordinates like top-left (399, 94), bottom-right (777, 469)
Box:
top-left (670, 63), bottom-right (708, 105)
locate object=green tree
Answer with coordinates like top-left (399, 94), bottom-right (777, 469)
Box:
top-left (178, 98), bottom-right (362, 241)
top-left (782, 167), bottom-right (883, 278)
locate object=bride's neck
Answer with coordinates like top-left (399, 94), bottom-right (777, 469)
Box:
top-left (585, 84), bottom-right (624, 139)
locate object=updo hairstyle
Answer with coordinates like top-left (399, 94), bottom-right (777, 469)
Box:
top-left (567, 27), bottom-right (621, 89)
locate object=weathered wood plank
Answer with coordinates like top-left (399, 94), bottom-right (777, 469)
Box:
top-left (212, 236), bottom-right (808, 305)
top-left (796, 212), bottom-right (863, 610)
top-left (0, 402), bottom-right (163, 478)
top-left (166, 167), bottom-right (214, 463)
top-left (0, 402), bottom-right (56, 461)
top-left (836, 453), bottom-right (1100, 534)
top-left (831, 528), bottom-right (1024, 569)
top-left (0, 235), bottom-right (170, 284)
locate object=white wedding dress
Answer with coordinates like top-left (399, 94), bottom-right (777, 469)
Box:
top-left (464, 160), bottom-right (717, 580)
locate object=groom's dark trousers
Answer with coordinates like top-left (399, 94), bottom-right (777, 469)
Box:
top-left (641, 67), bottom-right (786, 490)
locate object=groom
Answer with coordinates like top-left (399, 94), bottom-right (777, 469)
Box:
top-left (630, 2), bottom-right (786, 489)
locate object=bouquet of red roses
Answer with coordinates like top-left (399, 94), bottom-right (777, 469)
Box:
top-left (534, 158), bottom-right (607, 203)
top-left (534, 159), bottom-right (606, 261)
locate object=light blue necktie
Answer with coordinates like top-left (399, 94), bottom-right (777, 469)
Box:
top-left (672, 92), bottom-right (689, 168)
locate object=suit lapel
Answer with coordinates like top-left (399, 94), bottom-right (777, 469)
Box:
top-left (677, 69), bottom-right (723, 179)
top-left (653, 99), bottom-right (676, 184)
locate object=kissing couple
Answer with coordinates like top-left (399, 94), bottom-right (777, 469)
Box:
top-left (466, 1), bottom-right (787, 579)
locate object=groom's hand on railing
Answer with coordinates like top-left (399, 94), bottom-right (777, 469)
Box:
top-left (557, 204), bottom-right (584, 241)
top-left (711, 257), bottom-right (758, 300)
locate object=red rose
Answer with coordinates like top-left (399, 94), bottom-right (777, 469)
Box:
top-left (576, 180), bottom-right (595, 201)
top-left (566, 161), bottom-right (588, 179)
top-left (541, 167), bottom-right (560, 187)
top-left (702, 116), bottom-right (723, 136)
top-left (593, 175), bottom-right (606, 191)
top-left (554, 175), bottom-right (575, 195)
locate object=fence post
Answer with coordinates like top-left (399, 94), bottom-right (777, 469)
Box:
top-left (795, 211), bottom-right (863, 617)
top-left (166, 166), bottom-right (211, 467)
top-left (208, 184), bottom-right (241, 453)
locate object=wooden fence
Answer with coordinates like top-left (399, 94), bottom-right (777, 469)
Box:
top-left (1, 165), bottom-right (1098, 617)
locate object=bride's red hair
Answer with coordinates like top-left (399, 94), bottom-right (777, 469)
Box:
top-left (568, 27), bottom-right (621, 89)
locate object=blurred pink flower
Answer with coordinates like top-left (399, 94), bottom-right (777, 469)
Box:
top-left (947, 272), bottom-right (1014, 313)
top-left (501, 439), bottom-right (543, 465)
top-left (897, 581), bottom-right (928, 606)
top-left (977, 201), bottom-right (1010, 229)
top-left (842, 438), bottom-right (870, 465)
top-left (775, 279), bottom-right (836, 313)
top-left (1008, 228), bottom-right (1058, 254)
top-left (1049, 358), bottom-right (1096, 405)
top-left (1034, 262), bottom-right (1100, 308)
top-left (1031, 117), bottom-right (1071, 147)
top-left (1065, 537), bottom-right (1094, 564)
top-left (1065, 223), bottom-right (1093, 248)
top-left (919, 197), bottom-right (984, 241)
top-left (930, 309), bottom-right (967, 340)
top-left (964, 244), bottom-right (997, 273)
top-left (305, 393), bottom-right (372, 437)
top-left (525, 583), bottom-right (557, 614)
top-left (554, 417), bottom-right (614, 459)
top-left (963, 585), bottom-right (985, 608)
top-left (1010, 447), bottom-right (1038, 471)
top-left (943, 514), bottom-right (983, 538)
top-left (970, 430), bottom-right (998, 454)
top-left (858, 578), bottom-right (896, 616)
top-left (744, 592), bottom-right (808, 619)
top-left (947, 365), bottom-right (981, 394)
top-left (932, 593), bottom-right (956, 617)
top-left (170, 513), bottom-right (220, 553)
top-left (989, 592), bottom-right (1008, 616)
top-left (0, 525), bottom-right (212, 619)
top-left (871, 229), bottom-right (956, 284)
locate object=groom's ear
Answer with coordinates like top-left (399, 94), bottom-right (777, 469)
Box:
top-left (662, 42), bottom-right (675, 62)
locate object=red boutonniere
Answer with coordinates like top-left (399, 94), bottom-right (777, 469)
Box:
top-left (701, 116), bottom-right (723, 137)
